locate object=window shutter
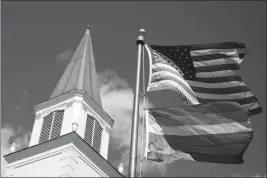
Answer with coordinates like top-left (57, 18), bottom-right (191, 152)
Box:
top-left (84, 115), bottom-right (94, 146)
top-left (39, 112), bottom-right (53, 144)
top-left (93, 121), bottom-right (102, 153)
top-left (84, 115), bottom-right (103, 153)
top-left (38, 110), bottom-right (64, 144)
top-left (50, 110), bottom-right (64, 139)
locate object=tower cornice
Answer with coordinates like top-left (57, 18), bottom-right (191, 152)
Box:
top-left (35, 90), bottom-right (114, 127)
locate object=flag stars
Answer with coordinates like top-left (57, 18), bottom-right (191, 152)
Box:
top-left (151, 46), bottom-right (196, 81)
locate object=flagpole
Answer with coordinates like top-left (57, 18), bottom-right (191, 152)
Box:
top-left (128, 29), bottom-right (145, 178)
top-left (139, 44), bottom-right (146, 178)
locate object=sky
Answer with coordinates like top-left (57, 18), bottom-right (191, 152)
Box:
top-left (1, 1), bottom-right (266, 177)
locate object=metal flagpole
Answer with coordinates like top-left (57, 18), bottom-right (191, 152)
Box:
top-left (128, 29), bottom-right (146, 178)
top-left (139, 44), bottom-right (146, 178)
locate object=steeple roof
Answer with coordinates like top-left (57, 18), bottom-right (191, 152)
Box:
top-left (50, 26), bottom-right (102, 106)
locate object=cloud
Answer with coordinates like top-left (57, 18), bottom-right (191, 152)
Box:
top-left (56, 49), bottom-right (74, 61)
top-left (1, 125), bottom-right (31, 176)
top-left (99, 69), bottom-right (167, 176)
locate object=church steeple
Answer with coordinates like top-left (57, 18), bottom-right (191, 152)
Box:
top-left (3, 26), bottom-right (123, 177)
top-left (50, 26), bottom-right (102, 106)
top-left (27, 26), bottom-right (114, 160)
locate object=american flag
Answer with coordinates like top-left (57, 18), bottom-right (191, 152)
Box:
top-left (145, 101), bottom-right (254, 164)
top-left (145, 42), bottom-right (262, 116)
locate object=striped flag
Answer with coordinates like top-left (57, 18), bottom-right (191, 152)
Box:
top-left (145, 42), bottom-right (262, 116)
top-left (144, 101), bottom-right (253, 164)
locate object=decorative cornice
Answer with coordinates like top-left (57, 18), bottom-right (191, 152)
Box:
top-left (34, 90), bottom-right (114, 126)
top-left (35, 113), bottom-right (42, 120)
top-left (104, 127), bottom-right (111, 134)
top-left (66, 102), bottom-right (73, 108)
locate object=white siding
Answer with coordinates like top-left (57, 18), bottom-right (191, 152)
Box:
top-left (5, 144), bottom-right (106, 177)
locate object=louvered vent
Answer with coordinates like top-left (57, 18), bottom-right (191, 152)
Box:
top-left (93, 121), bottom-right (103, 153)
top-left (39, 112), bottom-right (53, 144)
top-left (84, 115), bottom-right (94, 145)
top-left (50, 110), bottom-right (64, 139)
top-left (38, 110), bottom-right (65, 143)
top-left (84, 115), bottom-right (103, 153)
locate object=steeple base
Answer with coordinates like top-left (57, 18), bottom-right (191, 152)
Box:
top-left (4, 132), bottom-right (123, 177)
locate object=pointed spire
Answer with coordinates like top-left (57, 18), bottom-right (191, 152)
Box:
top-left (50, 26), bottom-right (102, 106)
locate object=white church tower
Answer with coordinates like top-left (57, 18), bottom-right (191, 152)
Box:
top-left (4, 26), bottom-right (124, 177)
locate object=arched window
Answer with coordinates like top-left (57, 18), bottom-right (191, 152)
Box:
top-left (84, 115), bottom-right (103, 153)
top-left (39, 110), bottom-right (64, 144)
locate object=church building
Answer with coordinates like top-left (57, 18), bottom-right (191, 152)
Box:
top-left (4, 26), bottom-right (124, 177)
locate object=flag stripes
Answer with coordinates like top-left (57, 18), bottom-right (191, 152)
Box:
top-left (146, 45), bottom-right (200, 105)
top-left (196, 76), bottom-right (243, 83)
top-left (191, 85), bottom-right (249, 94)
top-left (158, 122), bottom-right (252, 136)
top-left (149, 132), bottom-right (252, 150)
top-left (195, 64), bottom-right (240, 73)
top-left (148, 102), bottom-right (250, 125)
top-left (189, 42), bottom-right (246, 52)
top-left (195, 91), bottom-right (254, 100)
top-left (192, 54), bottom-right (241, 62)
top-left (197, 98), bottom-right (260, 107)
top-left (196, 70), bottom-right (238, 78)
top-left (189, 44), bottom-right (260, 116)
top-left (145, 43), bottom-right (262, 116)
top-left (186, 80), bottom-right (247, 88)
top-left (193, 57), bottom-right (241, 67)
top-left (145, 102), bottom-right (254, 164)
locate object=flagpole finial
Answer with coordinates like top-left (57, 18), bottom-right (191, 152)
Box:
top-left (136, 29), bottom-right (146, 45)
top-left (139, 29), bottom-right (146, 34)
